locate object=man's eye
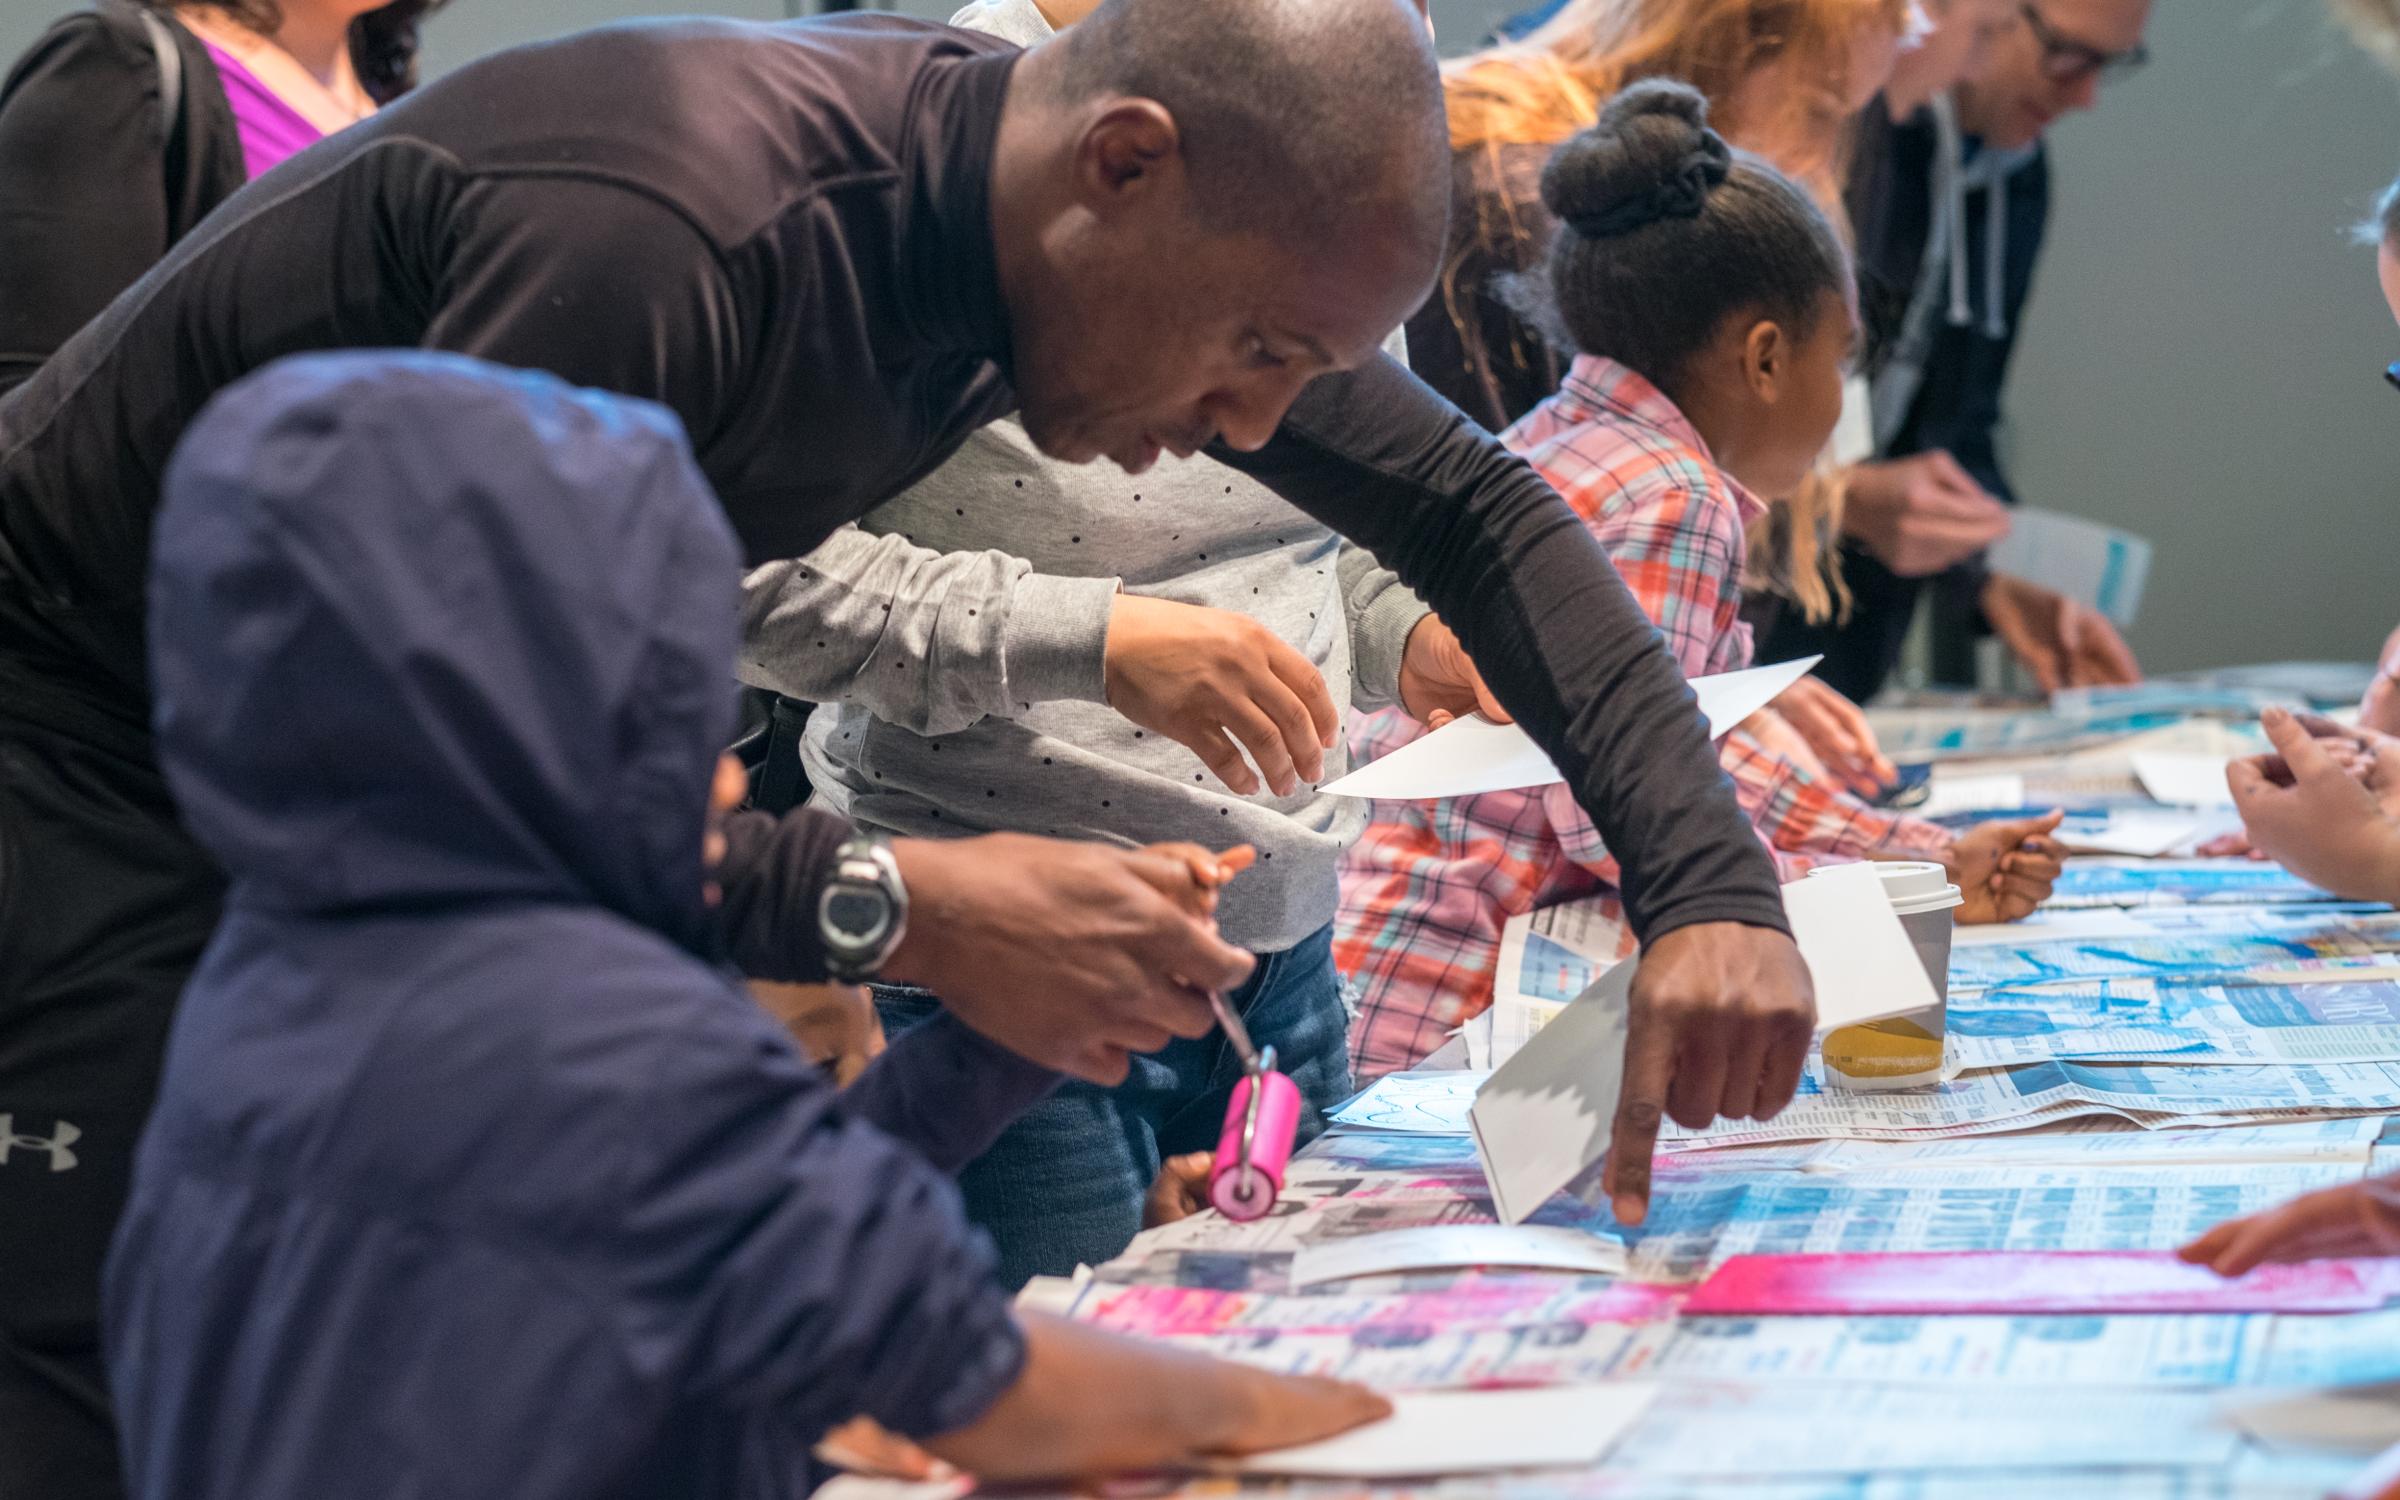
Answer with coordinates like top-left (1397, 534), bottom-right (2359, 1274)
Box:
top-left (1247, 336), bottom-right (1287, 370)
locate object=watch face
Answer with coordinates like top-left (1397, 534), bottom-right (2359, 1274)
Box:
top-left (825, 888), bottom-right (890, 945)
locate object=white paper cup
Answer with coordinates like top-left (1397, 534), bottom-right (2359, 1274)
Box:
top-left (1811, 861), bottom-right (1960, 1091)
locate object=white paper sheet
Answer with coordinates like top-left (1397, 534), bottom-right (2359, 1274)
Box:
top-left (1322, 657), bottom-right (1820, 800)
top-left (1986, 506), bottom-right (2155, 628)
top-left (1287, 1224), bottom-right (1628, 1288)
top-left (2061, 809), bottom-right (2209, 857)
top-left (1470, 960), bottom-right (1635, 1225)
top-left (1916, 771), bottom-right (2029, 817)
top-left (2134, 751), bottom-right (2238, 808)
top-left (1229, 1383), bottom-right (1659, 1477)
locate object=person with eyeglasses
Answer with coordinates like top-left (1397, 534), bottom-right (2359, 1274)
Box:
top-left (1756, 0), bottom-right (2152, 702)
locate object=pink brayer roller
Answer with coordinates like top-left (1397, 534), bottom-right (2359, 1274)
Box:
top-left (1206, 991), bottom-right (1301, 1221)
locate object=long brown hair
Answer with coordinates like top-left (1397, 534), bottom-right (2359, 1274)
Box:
top-left (154, 0), bottom-right (448, 103)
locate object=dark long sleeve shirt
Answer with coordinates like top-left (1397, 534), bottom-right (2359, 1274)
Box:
top-left (0, 14), bottom-right (1786, 981)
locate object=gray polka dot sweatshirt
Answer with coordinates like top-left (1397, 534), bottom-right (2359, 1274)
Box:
top-left (740, 403), bottom-right (1429, 955)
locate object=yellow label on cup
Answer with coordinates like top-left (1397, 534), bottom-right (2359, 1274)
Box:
top-left (1822, 1010), bottom-right (1945, 1090)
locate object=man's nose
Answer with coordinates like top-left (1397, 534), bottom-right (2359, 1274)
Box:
top-left (1206, 370), bottom-right (1313, 453)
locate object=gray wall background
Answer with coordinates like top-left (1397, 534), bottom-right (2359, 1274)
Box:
top-left (5, 0), bottom-right (2393, 672)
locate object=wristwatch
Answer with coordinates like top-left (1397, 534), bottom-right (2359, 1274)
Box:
top-left (818, 835), bottom-right (909, 983)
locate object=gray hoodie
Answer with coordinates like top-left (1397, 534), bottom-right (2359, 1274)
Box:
top-left (738, 0), bottom-right (1428, 954)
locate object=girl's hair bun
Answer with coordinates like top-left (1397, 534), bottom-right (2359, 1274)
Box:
top-left (1540, 77), bottom-right (1732, 240)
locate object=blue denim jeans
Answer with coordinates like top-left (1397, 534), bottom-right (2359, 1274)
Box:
top-left (874, 923), bottom-right (1350, 1290)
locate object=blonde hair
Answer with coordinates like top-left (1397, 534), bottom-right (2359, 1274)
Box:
top-left (1747, 468), bottom-right (1853, 624)
top-left (2335, 0), bottom-right (2400, 72)
top-left (1445, 0), bottom-right (1910, 196)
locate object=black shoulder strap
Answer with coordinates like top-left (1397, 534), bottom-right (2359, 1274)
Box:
top-left (131, 5), bottom-right (182, 149)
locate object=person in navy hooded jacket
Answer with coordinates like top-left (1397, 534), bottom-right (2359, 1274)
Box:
top-left (103, 351), bottom-right (1385, 1498)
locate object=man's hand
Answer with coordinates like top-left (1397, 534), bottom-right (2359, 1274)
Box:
top-left (1397, 613), bottom-right (1509, 728)
top-left (2179, 1173), bottom-right (2400, 1277)
top-left (1945, 811), bottom-right (2067, 925)
top-left (1105, 594), bottom-right (1338, 797)
top-left (1979, 573), bottom-right (2142, 694)
top-left (1768, 676), bottom-right (1897, 797)
top-left (2227, 708), bottom-right (2400, 904)
top-left (882, 835), bottom-right (1259, 1084)
top-left (1602, 923), bottom-right (1815, 1226)
top-left (1841, 453), bottom-right (2014, 577)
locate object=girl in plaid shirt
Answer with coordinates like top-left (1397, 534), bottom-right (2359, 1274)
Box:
top-left (1339, 80), bottom-right (2065, 1079)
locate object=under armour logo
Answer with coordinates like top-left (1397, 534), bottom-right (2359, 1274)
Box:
top-left (0, 1115), bottom-right (81, 1172)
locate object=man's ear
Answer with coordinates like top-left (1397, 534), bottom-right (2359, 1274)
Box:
top-left (1071, 98), bottom-right (1185, 213)
top-left (1743, 318), bottom-right (1786, 405)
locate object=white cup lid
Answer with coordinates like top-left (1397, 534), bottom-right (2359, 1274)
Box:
top-left (1809, 859), bottom-right (1963, 915)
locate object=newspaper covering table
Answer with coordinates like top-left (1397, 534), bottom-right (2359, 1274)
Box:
top-left (828, 682), bottom-right (2400, 1498)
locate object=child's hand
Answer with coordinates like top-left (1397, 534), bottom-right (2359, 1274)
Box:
top-left (1145, 1151), bottom-right (1214, 1227)
top-left (1948, 811), bottom-right (2067, 924)
top-left (1770, 676), bottom-right (1898, 798)
top-left (1398, 614), bottom-right (1509, 728)
top-left (2230, 708), bottom-right (2400, 903)
top-left (2179, 1172), bottom-right (2400, 1276)
top-left (1136, 844), bottom-right (1256, 923)
top-left (926, 1313), bottom-right (1391, 1482)
top-left (747, 981), bottom-right (884, 1086)
top-left (816, 1417), bottom-right (951, 1481)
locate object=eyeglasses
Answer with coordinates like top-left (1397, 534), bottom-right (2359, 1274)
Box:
top-left (2019, 3), bottom-right (2149, 85)
top-left (2385, 360), bottom-right (2400, 394)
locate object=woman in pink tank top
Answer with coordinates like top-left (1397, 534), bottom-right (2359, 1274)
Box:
top-left (0, 0), bottom-right (449, 393)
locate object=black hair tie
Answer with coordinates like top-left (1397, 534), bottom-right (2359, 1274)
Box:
top-left (1567, 134), bottom-right (1732, 239)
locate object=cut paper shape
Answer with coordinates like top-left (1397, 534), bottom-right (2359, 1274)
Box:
top-left (1469, 959), bottom-right (1636, 1227)
top-left (1323, 657), bottom-right (1819, 800)
top-left (2134, 750), bottom-right (2239, 809)
top-left (1288, 1224), bottom-right (1627, 1289)
top-left (1228, 1384), bottom-right (1659, 1478)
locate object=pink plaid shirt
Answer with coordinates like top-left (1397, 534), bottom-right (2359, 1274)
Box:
top-left (1336, 355), bottom-right (1954, 1079)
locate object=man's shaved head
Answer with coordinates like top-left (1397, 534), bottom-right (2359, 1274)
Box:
top-left (991, 0), bottom-right (1451, 473)
top-left (1036, 0), bottom-right (1449, 256)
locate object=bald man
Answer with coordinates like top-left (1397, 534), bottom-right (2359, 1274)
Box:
top-left (0, 3), bottom-right (1811, 1486)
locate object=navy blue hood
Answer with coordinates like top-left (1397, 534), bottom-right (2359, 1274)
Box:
top-left (149, 352), bottom-right (741, 949)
